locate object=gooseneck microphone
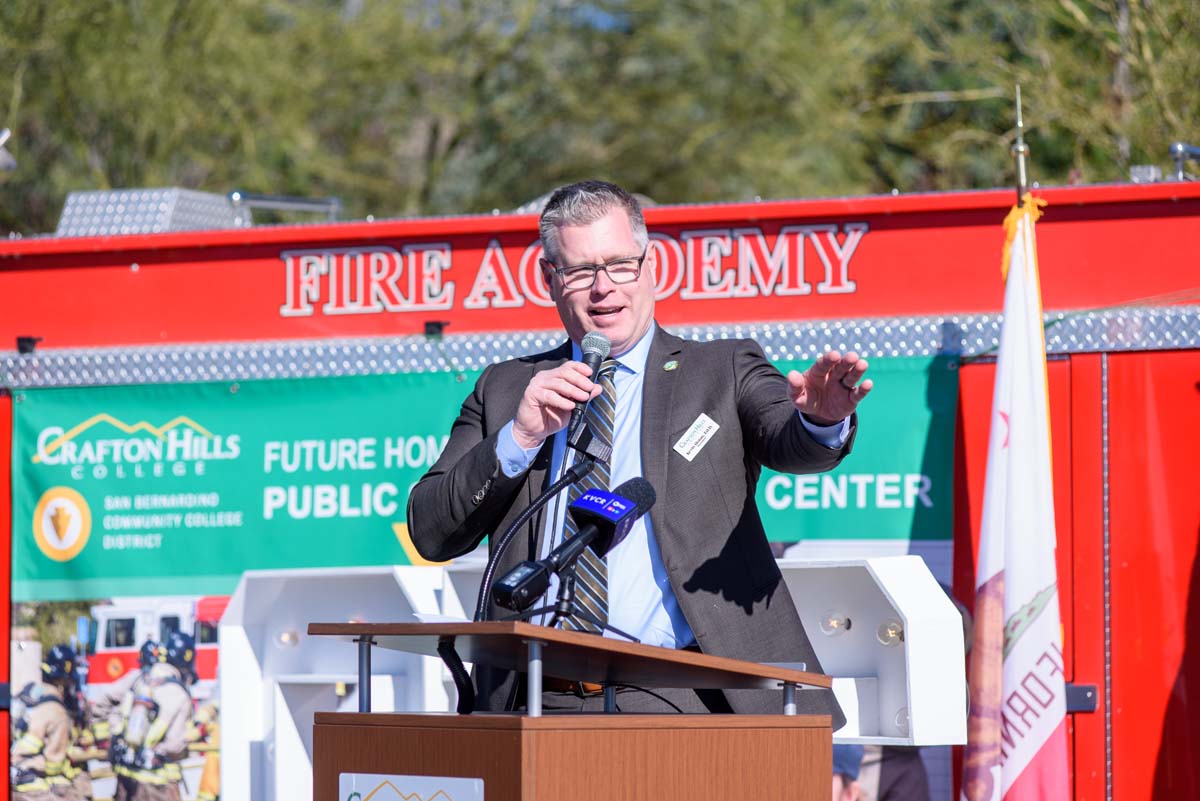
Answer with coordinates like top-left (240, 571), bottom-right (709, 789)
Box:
top-left (567, 331), bottom-right (611, 437)
top-left (492, 477), bottom-right (657, 612)
top-left (552, 476), bottom-right (656, 565)
top-left (473, 457), bottom-right (597, 622)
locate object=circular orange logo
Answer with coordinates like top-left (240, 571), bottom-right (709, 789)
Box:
top-left (33, 487), bottom-right (92, 562)
top-left (107, 657), bottom-right (124, 678)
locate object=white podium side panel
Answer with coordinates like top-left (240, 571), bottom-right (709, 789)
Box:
top-left (778, 555), bottom-right (966, 746)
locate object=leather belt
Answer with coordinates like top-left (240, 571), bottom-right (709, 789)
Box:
top-left (542, 676), bottom-right (605, 696)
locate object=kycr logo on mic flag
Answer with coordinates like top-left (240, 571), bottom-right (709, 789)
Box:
top-left (571, 488), bottom-right (633, 522)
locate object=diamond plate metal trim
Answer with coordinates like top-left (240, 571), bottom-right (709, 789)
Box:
top-left (55, 188), bottom-right (246, 238)
top-left (3, 306), bottom-right (1197, 389)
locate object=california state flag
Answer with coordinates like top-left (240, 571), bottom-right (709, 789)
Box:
top-left (962, 196), bottom-right (1069, 801)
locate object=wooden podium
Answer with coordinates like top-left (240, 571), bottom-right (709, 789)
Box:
top-left (309, 621), bottom-right (832, 801)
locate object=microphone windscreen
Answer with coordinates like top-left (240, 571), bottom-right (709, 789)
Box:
top-left (610, 477), bottom-right (657, 516)
top-left (581, 331), bottom-right (611, 360)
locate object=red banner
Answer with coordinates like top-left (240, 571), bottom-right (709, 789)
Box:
top-left (2, 184), bottom-right (1198, 349)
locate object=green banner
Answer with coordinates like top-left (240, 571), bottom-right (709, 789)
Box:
top-left (758, 356), bottom-right (958, 541)
top-left (11, 357), bottom-right (956, 601)
top-left (11, 372), bottom-right (479, 601)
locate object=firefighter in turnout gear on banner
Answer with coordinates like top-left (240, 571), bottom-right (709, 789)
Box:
top-left (86, 640), bottom-right (163, 801)
top-left (11, 645), bottom-right (82, 801)
top-left (64, 656), bottom-right (99, 801)
top-left (112, 632), bottom-right (196, 801)
top-left (92, 640), bottom-right (161, 748)
top-left (189, 702), bottom-right (219, 801)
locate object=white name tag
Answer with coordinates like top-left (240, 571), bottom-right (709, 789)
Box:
top-left (673, 413), bottom-right (720, 461)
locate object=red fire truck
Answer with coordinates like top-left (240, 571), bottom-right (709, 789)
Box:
top-left (2, 180), bottom-right (1198, 800)
top-left (86, 595), bottom-right (228, 694)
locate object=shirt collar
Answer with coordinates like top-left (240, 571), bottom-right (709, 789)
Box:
top-left (570, 323), bottom-right (654, 375)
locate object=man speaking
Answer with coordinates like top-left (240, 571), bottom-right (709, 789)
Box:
top-left (407, 180), bottom-right (872, 719)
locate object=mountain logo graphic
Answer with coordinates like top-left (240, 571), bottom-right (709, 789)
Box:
top-left (346, 781), bottom-right (455, 801)
top-left (33, 413), bottom-right (216, 463)
top-left (33, 486), bottom-right (92, 561)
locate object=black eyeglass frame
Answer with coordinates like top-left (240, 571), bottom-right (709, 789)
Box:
top-left (545, 248), bottom-right (649, 289)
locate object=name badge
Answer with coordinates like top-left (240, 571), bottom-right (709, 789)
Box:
top-left (673, 413), bottom-right (720, 462)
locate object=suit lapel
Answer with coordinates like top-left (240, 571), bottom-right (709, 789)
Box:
top-left (641, 327), bottom-right (684, 540)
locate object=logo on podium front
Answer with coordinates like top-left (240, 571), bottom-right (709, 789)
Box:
top-left (339, 773), bottom-right (484, 801)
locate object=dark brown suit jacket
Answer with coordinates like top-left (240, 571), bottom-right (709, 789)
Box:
top-left (408, 326), bottom-right (853, 726)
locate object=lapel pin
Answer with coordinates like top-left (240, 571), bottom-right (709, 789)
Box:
top-left (663, 360), bottom-right (679, 371)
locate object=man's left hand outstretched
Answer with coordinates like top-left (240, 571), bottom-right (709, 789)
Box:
top-left (787, 350), bottom-right (873, 426)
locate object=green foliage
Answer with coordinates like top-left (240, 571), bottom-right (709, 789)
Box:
top-left (14, 600), bottom-right (95, 652)
top-left (1, 0), bottom-right (1196, 233)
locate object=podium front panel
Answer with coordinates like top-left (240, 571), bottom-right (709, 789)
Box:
top-left (314, 712), bottom-right (832, 801)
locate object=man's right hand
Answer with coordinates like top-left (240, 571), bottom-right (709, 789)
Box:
top-left (511, 361), bottom-right (601, 449)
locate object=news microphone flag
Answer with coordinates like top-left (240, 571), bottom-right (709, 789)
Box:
top-left (962, 196), bottom-right (1069, 801)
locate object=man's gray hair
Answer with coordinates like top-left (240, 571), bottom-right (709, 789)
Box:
top-left (538, 180), bottom-right (648, 265)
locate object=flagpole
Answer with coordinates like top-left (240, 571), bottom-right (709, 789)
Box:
top-left (1013, 84), bottom-right (1029, 207)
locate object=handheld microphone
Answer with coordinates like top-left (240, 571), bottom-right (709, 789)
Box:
top-left (567, 331), bottom-right (611, 437)
top-left (492, 477), bottom-right (656, 611)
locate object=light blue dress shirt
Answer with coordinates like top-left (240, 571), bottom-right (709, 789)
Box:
top-left (495, 325), bottom-right (850, 647)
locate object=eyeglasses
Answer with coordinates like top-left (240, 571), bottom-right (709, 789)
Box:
top-left (548, 249), bottom-right (647, 289)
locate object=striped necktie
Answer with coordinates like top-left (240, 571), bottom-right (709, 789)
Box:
top-left (562, 358), bottom-right (619, 633)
